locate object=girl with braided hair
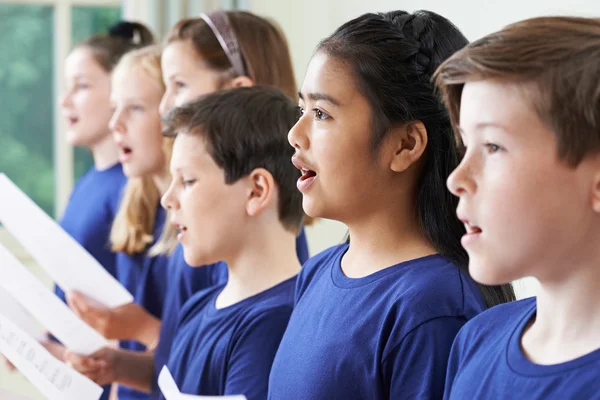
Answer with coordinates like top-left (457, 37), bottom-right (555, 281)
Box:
top-left (268, 10), bottom-right (514, 399)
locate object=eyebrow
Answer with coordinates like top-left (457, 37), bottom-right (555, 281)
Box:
top-left (298, 91), bottom-right (341, 106)
top-left (458, 122), bottom-right (509, 134)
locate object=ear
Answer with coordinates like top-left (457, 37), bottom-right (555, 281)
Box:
top-left (387, 121), bottom-right (428, 173)
top-left (591, 167), bottom-right (600, 214)
top-left (228, 75), bottom-right (254, 89)
top-left (245, 168), bottom-right (276, 217)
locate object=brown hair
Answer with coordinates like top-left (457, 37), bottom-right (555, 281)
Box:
top-left (77, 21), bottom-right (155, 73)
top-left (164, 86), bottom-right (304, 233)
top-left (434, 16), bottom-right (600, 166)
top-left (165, 11), bottom-right (298, 100)
top-left (109, 46), bottom-right (176, 255)
top-left (166, 11), bottom-right (316, 226)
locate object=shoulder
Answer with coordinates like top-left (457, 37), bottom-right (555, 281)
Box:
top-left (179, 285), bottom-right (224, 326)
top-left (454, 297), bottom-right (536, 346)
top-left (387, 256), bottom-right (485, 322)
top-left (296, 243), bottom-right (347, 298)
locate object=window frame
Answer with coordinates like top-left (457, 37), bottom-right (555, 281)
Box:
top-left (0, 0), bottom-right (121, 219)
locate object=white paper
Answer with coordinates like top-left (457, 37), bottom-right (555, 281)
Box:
top-left (158, 366), bottom-right (247, 400)
top-left (0, 173), bottom-right (132, 308)
top-left (0, 243), bottom-right (107, 355)
top-left (0, 313), bottom-right (103, 400)
top-left (0, 286), bottom-right (44, 342)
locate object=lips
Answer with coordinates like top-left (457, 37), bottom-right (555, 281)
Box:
top-left (65, 115), bottom-right (79, 127)
top-left (292, 156), bottom-right (317, 192)
top-left (116, 142), bottom-right (133, 163)
top-left (459, 216), bottom-right (482, 247)
top-left (173, 221), bottom-right (188, 241)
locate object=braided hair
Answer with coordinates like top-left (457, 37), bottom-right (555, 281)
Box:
top-left (319, 10), bottom-right (515, 307)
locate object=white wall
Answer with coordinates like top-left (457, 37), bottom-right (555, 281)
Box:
top-left (249, 0), bottom-right (600, 297)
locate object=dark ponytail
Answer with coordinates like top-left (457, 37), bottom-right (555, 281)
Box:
top-left (76, 20), bottom-right (155, 73)
top-left (320, 10), bottom-right (515, 307)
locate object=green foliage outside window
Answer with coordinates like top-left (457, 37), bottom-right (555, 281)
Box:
top-left (0, 4), bottom-right (120, 217)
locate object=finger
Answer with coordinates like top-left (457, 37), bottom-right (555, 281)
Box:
top-left (4, 358), bottom-right (16, 371)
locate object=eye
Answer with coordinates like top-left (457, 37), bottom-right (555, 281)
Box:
top-left (182, 178), bottom-right (196, 187)
top-left (75, 83), bottom-right (89, 90)
top-left (313, 108), bottom-right (330, 121)
top-left (484, 142), bottom-right (503, 154)
top-left (132, 105), bottom-right (145, 112)
top-left (175, 81), bottom-right (187, 90)
top-left (296, 106), bottom-right (304, 118)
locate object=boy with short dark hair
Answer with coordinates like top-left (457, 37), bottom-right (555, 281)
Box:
top-left (158, 86), bottom-right (303, 400)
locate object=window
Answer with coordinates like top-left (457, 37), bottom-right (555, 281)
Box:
top-left (0, 1), bottom-right (120, 218)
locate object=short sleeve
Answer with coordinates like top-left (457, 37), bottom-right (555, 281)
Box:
top-left (224, 307), bottom-right (293, 400)
top-left (382, 316), bottom-right (466, 399)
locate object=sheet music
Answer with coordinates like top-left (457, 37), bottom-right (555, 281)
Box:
top-left (0, 313), bottom-right (103, 400)
top-left (0, 173), bottom-right (132, 308)
top-left (158, 366), bottom-right (247, 400)
top-left (0, 286), bottom-right (44, 342)
top-left (0, 243), bottom-right (107, 355)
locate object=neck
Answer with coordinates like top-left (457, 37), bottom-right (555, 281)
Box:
top-left (522, 249), bottom-right (600, 364)
top-left (216, 223), bottom-right (301, 309)
top-left (90, 133), bottom-right (119, 171)
top-left (342, 197), bottom-right (435, 278)
top-left (152, 172), bottom-right (171, 196)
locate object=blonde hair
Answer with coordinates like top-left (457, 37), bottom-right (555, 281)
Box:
top-left (110, 45), bottom-right (177, 256)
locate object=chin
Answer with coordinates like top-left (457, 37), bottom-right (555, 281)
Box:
top-left (183, 248), bottom-right (214, 268)
top-left (468, 258), bottom-right (516, 286)
top-left (66, 130), bottom-right (84, 146)
top-left (302, 196), bottom-right (328, 220)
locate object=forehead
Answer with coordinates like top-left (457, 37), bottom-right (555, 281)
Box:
top-left (162, 41), bottom-right (205, 74)
top-left (172, 133), bottom-right (210, 165)
top-left (460, 80), bottom-right (536, 130)
top-left (301, 51), bottom-right (358, 103)
top-left (65, 47), bottom-right (106, 78)
top-left (112, 68), bottom-right (163, 100)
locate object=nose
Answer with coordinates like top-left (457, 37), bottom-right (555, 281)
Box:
top-left (288, 114), bottom-right (310, 151)
top-left (161, 180), bottom-right (179, 211)
top-left (159, 90), bottom-right (174, 117)
top-left (447, 153), bottom-right (476, 197)
top-left (60, 90), bottom-right (72, 109)
top-left (109, 108), bottom-right (126, 135)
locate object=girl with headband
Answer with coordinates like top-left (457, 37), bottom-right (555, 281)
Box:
top-left (66, 11), bottom-right (308, 399)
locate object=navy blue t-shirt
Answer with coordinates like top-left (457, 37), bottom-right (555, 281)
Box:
top-left (157, 277), bottom-right (296, 400)
top-left (445, 297), bottom-right (600, 399)
top-left (55, 164), bottom-right (125, 301)
top-left (117, 206), bottom-right (171, 400)
top-left (151, 228), bottom-right (310, 396)
top-left (268, 244), bottom-right (486, 399)
top-left (54, 164), bottom-right (126, 400)
top-left (151, 246), bottom-right (227, 397)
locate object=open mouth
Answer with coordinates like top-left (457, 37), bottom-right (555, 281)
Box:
top-left (118, 145), bottom-right (133, 162)
top-left (461, 221), bottom-right (482, 247)
top-left (464, 223), bottom-right (482, 235)
top-left (176, 224), bottom-right (188, 241)
top-left (67, 116), bottom-right (79, 127)
top-left (292, 156), bottom-right (318, 192)
top-left (300, 168), bottom-right (316, 181)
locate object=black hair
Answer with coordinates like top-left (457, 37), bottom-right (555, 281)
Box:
top-left (320, 10), bottom-right (515, 307)
top-left (163, 86), bottom-right (304, 232)
top-left (77, 20), bottom-right (154, 72)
